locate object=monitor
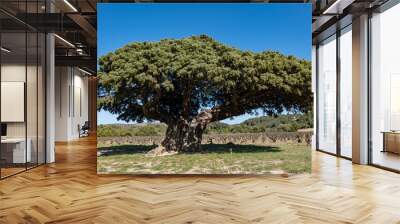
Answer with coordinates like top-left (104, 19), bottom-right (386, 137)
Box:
top-left (1, 123), bottom-right (7, 137)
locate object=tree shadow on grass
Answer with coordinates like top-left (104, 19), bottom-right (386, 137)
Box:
top-left (98, 145), bottom-right (155, 156)
top-left (201, 144), bottom-right (281, 154)
top-left (98, 144), bottom-right (281, 156)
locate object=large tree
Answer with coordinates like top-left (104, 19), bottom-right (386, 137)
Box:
top-left (98, 35), bottom-right (312, 153)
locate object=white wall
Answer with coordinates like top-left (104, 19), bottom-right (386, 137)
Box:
top-left (1, 82), bottom-right (25, 122)
top-left (55, 67), bottom-right (89, 141)
top-left (55, 66), bottom-right (69, 141)
top-left (72, 73), bottom-right (89, 138)
top-left (1, 64), bottom-right (25, 81)
top-left (1, 64), bottom-right (26, 141)
top-left (1, 62), bottom-right (46, 164)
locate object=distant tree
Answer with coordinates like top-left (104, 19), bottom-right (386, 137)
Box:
top-left (98, 35), bottom-right (312, 153)
top-left (135, 126), bottom-right (158, 136)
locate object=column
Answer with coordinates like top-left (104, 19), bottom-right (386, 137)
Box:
top-left (352, 14), bottom-right (369, 164)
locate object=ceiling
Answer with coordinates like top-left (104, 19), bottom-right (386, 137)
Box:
top-left (311, 0), bottom-right (391, 43)
top-left (0, 0), bottom-right (97, 73)
top-left (1, 0), bottom-right (393, 72)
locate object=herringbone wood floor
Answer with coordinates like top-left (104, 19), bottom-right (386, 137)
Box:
top-left (1, 136), bottom-right (400, 224)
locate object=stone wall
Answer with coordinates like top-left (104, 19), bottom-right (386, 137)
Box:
top-left (98, 132), bottom-right (312, 146)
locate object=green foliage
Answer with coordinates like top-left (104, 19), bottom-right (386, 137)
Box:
top-left (241, 112), bottom-right (313, 132)
top-left (205, 112), bottom-right (313, 134)
top-left (97, 124), bottom-right (166, 137)
top-left (134, 126), bottom-right (159, 136)
top-left (98, 113), bottom-right (313, 137)
top-left (98, 35), bottom-right (312, 124)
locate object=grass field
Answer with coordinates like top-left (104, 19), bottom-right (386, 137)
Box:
top-left (97, 143), bottom-right (311, 175)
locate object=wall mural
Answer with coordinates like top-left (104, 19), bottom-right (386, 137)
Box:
top-left (97, 3), bottom-right (312, 175)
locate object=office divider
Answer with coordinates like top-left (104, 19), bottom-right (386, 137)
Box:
top-left (0, 1), bottom-right (46, 179)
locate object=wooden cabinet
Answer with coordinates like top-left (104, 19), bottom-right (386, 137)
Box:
top-left (382, 132), bottom-right (400, 154)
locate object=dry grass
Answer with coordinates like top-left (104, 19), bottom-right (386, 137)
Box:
top-left (97, 143), bottom-right (311, 175)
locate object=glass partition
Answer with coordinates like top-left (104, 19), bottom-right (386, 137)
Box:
top-left (38, 32), bottom-right (45, 165)
top-left (317, 34), bottom-right (337, 154)
top-left (370, 3), bottom-right (400, 171)
top-left (339, 25), bottom-right (352, 158)
top-left (0, 31), bottom-right (28, 177)
top-left (27, 31), bottom-right (38, 169)
top-left (0, 2), bottom-right (46, 179)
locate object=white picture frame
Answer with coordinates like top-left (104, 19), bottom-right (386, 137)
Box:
top-left (1, 81), bottom-right (25, 122)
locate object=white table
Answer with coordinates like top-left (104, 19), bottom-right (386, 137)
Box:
top-left (1, 138), bottom-right (31, 163)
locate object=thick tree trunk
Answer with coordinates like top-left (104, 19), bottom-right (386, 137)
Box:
top-left (161, 120), bottom-right (206, 152)
top-left (147, 110), bottom-right (213, 156)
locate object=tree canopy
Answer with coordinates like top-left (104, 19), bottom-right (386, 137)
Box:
top-left (98, 35), bottom-right (312, 153)
top-left (98, 35), bottom-right (312, 125)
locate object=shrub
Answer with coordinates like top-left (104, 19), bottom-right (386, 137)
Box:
top-left (134, 126), bottom-right (159, 136)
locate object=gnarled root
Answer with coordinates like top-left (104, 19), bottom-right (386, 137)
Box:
top-left (145, 145), bottom-right (178, 157)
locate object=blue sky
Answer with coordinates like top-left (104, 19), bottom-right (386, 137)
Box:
top-left (98, 3), bottom-right (311, 125)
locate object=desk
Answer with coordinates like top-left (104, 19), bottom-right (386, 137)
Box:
top-left (382, 131), bottom-right (400, 154)
top-left (1, 138), bottom-right (31, 163)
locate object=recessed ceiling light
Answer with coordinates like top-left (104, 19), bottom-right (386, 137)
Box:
top-left (63, 0), bottom-right (78, 12)
top-left (322, 0), bottom-right (341, 15)
top-left (322, 0), bottom-right (355, 15)
top-left (76, 49), bottom-right (84, 55)
top-left (78, 67), bottom-right (92, 76)
top-left (54, 34), bottom-right (75, 48)
top-left (1, 47), bottom-right (11, 53)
